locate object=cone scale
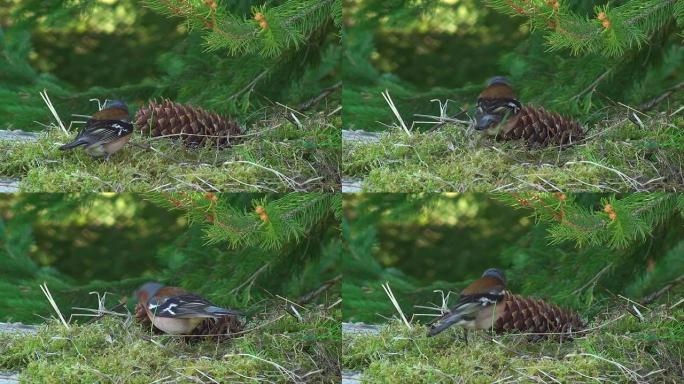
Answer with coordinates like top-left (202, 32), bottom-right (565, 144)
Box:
top-left (499, 106), bottom-right (584, 147)
top-left (134, 99), bottom-right (243, 147)
top-left (494, 293), bottom-right (584, 339)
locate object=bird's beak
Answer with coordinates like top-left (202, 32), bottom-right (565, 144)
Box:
top-left (475, 114), bottom-right (499, 131)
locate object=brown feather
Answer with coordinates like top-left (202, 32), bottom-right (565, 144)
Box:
top-left (478, 83), bottom-right (516, 100)
top-left (461, 275), bottom-right (506, 295)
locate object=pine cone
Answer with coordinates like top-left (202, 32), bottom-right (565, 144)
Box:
top-left (495, 293), bottom-right (584, 340)
top-left (134, 99), bottom-right (243, 147)
top-left (134, 302), bottom-right (151, 326)
top-left (191, 316), bottom-right (244, 339)
top-left (499, 106), bottom-right (584, 147)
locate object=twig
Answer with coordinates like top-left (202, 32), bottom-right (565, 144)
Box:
top-left (297, 82), bottom-right (342, 112)
top-left (39, 89), bottom-right (68, 134)
top-left (381, 89), bottom-right (411, 136)
top-left (571, 69), bottom-right (612, 101)
top-left (39, 282), bottom-right (70, 329)
top-left (381, 282), bottom-right (412, 329)
top-left (640, 80), bottom-right (684, 111)
top-left (641, 274), bottom-right (684, 305)
top-left (297, 275), bottom-right (342, 305)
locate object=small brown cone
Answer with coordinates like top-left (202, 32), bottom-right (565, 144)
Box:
top-left (495, 293), bottom-right (584, 340)
top-left (500, 106), bottom-right (584, 147)
top-left (134, 99), bottom-right (243, 147)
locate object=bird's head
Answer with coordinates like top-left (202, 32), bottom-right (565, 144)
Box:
top-left (481, 268), bottom-right (506, 286)
top-left (136, 282), bottom-right (164, 304)
top-left (92, 99), bottom-right (130, 121)
top-left (474, 76), bottom-right (521, 133)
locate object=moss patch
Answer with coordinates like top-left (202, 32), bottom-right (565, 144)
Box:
top-left (343, 307), bottom-right (684, 383)
top-left (344, 114), bottom-right (684, 191)
top-left (1, 305), bottom-right (341, 383)
top-left (1, 114), bottom-right (340, 192)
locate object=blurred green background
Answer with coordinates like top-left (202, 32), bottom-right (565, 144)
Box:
top-left (0, 193), bottom-right (341, 323)
top-left (343, 0), bottom-right (684, 131)
top-left (343, 193), bottom-right (684, 323)
top-left (1, 0), bottom-right (341, 130)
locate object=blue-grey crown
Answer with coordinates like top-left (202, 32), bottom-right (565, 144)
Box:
top-left (482, 268), bottom-right (506, 284)
top-left (102, 99), bottom-right (128, 111)
top-left (487, 76), bottom-right (511, 87)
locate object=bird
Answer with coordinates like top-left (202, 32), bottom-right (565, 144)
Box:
top-left (428, 268), bottom-right (584, 340)
top-left (474, 77), bottom-right (583, 147)
top-left (135, 282), bottom-right (244, 335)
top-left (59, 100), bottom-right (134, 159)
top-left (428, 268), bottom-right (507, 337)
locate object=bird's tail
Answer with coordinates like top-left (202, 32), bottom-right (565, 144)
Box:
top-left (59, 139), bottom-right (87, 150)
top-left (428, 311), bottom-right (465, 336)
top-left (207, 306), bottom-right (245, 317)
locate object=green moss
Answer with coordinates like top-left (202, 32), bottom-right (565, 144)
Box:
top-left (1, 306), bottom-right (341, 383)
top-left (343, 307), bottom-right (684, 383)
top-left (1, 115), bottom-right (340, 192)
top-left (344, 115), bottom-right (684, 191)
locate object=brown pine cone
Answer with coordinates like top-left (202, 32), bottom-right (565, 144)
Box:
top-left (134, 99), bottom-right (243, 147)
top-left (495, 293), bottom-right (585, 340)
top-left (499, 106), bottom-right (584, 147)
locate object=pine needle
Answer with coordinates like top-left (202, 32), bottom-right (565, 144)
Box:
top-left (39, 282), bottom-right (70, 329)
top-left (381, 89), bottom-right (411, 136)
top-left (381, 282), bottom-right (412, 329)
top-left (39, 89), bottom-right (68, 135)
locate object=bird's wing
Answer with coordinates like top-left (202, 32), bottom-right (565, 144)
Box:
top-left (149, 294), bottom-right (243, 318)
top-left (76, 120), bottom-right (133, 144)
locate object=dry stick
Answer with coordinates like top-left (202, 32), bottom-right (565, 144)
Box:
top-left (296, 274), bottom-right (342, 305)
top-left (381, 89), bottom-right (411, 136)
top-left (571, 69), bottom-right (612, 102)
top-left (641, 273), bottom-right (684, 305)
top-left (640, 80), bottom-right (684, 111)
top-left (38, 89), bottom-right (68, 134)
top-left (39, 282), bottom-right (70, 329)
top-left (381, 282), bottom-right (412, 329)
top-left (297, 81), bottom-right (342, 112)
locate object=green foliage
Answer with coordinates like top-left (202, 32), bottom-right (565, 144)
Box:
top-left (344, 0), bottom-right (684, 133)
top-left (0, 193), bottom-right (341, 323)
top-left (487, 0), bottom-right (677, 57)
top-left (344, 308), bottom-right (684, 383)
top-left (1, 306), bottom-right (341, 383)
top-left (344, 115), bottom-right (684, 192)
top-left (343, 193), bottom-right (684, 323)
top-left (1, 0), bottom-right (341, 129)
top-left (1, 114), bottom-right (340, 192)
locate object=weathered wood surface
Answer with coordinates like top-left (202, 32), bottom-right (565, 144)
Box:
top-left (0, 180), bottom-right (20, 193)
top-left (0, 322), bottom-right (38, 334)
top-left (0, 129), bottom-right (38, 142)
top-left (0, 130), bottom-right (38, 193)
top-left (342, 322), bottom-right (381, 336)
top-left (342, 178), bottom-right (363, 193)
top-left (342, 130), bottom-right (382, 193)
top-left (341, 370), bottom-right (362, 384)
top-left (0, 322), bottom-right (38, 383)
top-left (0, 372), bottom-right (19, 384)
top-left (341, 323), bottom-right (383, 383)
top-left (342, 129), bottom-right (382, 144)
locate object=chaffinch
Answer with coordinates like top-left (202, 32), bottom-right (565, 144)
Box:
top-left (428, 268), bottom-right (507, 337)
top-left (59, 100), bottom-right (134, 160)
top-left (474, 76), bottom-right (522, 132)
top-left (136, 282), bottom-right (244, 335)
top-left (428, 268), bottom-right (584, 339)
top-left (473, 76), bottom-right (584, 146)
